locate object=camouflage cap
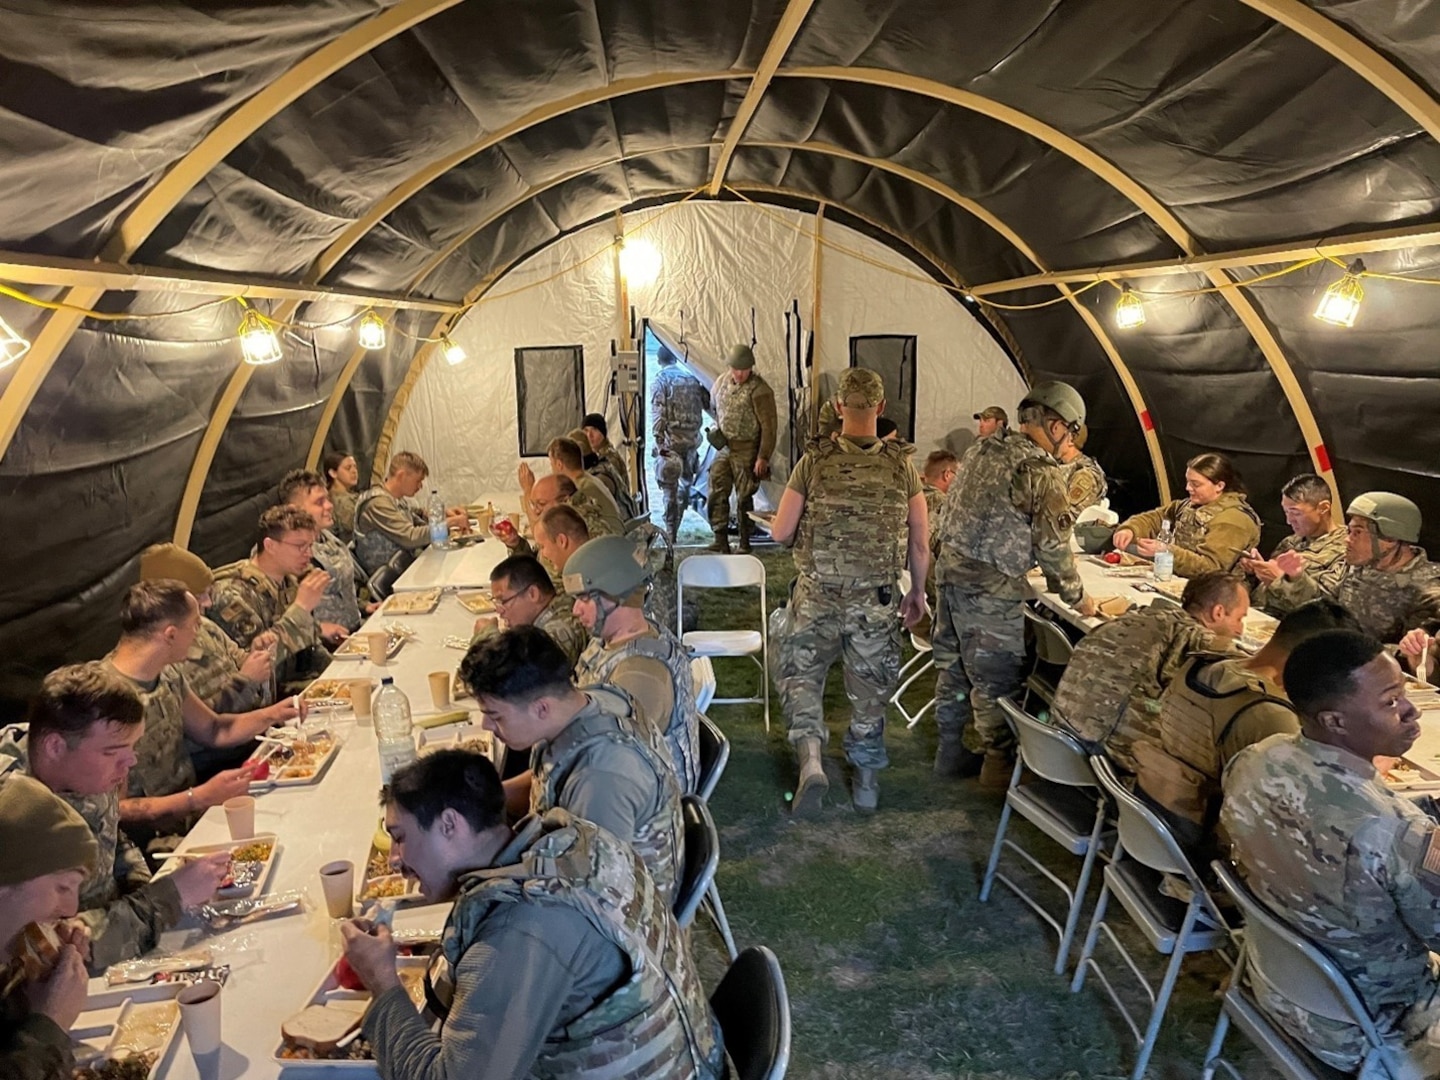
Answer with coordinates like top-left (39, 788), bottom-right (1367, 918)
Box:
top-left (1347, 491), bottom-right (1422, 543)
top-left (727, 344), bottom-right (756, 370)
top-left (839, 367), bottom-right (885, 407)
top-left (972, 405), bottom-right (1009, 424)
top-left (562, 535), bottom-right (650, 598)
top-left (139, 542), bottom-right (214, 595)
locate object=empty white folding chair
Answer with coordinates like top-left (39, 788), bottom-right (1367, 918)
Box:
top-left (890, 631), bottom-right (936, 729)
top-left (677, 554), bottom-right (770, 731)
top-left (980, 697), bottom-right (1113, 974)
top-left (1072, 756), bottom-right (1232, 1080)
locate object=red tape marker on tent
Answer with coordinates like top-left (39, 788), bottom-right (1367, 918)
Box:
top-left (1314, 444), bottom-right (1332, 473)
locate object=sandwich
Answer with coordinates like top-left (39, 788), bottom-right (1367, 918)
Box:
top-left (17, 922), bottom-right (61, 981)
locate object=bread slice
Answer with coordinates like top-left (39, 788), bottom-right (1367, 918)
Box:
top-left (281, 1001), bottom-right (367, 1055)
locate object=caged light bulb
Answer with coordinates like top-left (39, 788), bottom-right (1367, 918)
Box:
top-left (0, 313), bottom-right (31, 368)
top-left (357, 309), bottom-right (388, 350)
top-left (237, 308), bottom-right (283, 366)
top-left (1114, 284), bottom-right (1146, 330)
top-left (1313, 260), bottom-right (1365, 328)
top-left (441, 335), bottom-right (466, 365)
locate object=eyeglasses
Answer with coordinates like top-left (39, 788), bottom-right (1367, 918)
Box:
top-left (491, 589), bottom-right (526, 608)
top-left (276, 538), bottom-right (315, 555)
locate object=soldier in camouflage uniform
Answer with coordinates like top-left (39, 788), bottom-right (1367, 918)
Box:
top-left (769, 368), bottom-right (927, 813)
top-left (487, 554), bottom-right (588, 668)
top-left (1222, 630), bottom-right (1440, 1079)
top-left (1055, 425), bottom-right (1107, 516)
top-left (707, 344), bottom-right (777, 554)
top-left (460, 628), bottom-right (683, 902)
top-left (650, 346), bottom-right (709, 545)
top-left (339, 752), bottom-right (724, 1080)
top-left (526, 438), bottom-right (627, 538)
top-left (0, 665), bottom-right (229, 972)
top-left (1239, 473), bottom-right (1347, 617)
top-left (567, 536), bottom-right (702, 794)
top-left (1052, 572), bottom-right (1249, 774)
top-left (578, 415), bottom-right (637, 521)
top-left (932, 382), bottom-right (1096, 786)
top-left (1277, 491), bottom-right (1440, 643)
top-left (353, 450), bottom-right (470, 575)
top-left (211, 504), bottom-right (331, 688)
top-left (974, 405), bottom-right (1009, 439)
top-left (1112, 453), bottom-right (1262, 577)
top-left (281, 469), bottom-right (369, 634)
top-left (322, 450), bottom-right (360, 543)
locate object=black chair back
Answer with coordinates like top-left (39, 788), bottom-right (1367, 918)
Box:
top-left (673, 794), bottom-right (718, 929)
top-left (711, 945), bottom-right (792, 1080)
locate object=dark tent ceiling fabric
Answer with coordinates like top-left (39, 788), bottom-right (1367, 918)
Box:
top-left (6, 0), bottom-right (1440, 708)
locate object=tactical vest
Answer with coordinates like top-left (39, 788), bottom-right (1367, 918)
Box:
top-left (1336, 551), bottom-right (1440, 643)
top-left (795, 437), bottom-right (911, 585)
top-left (1171, 492), bottom-right (1261, 566)
top-left (653, 367), bottom-right (706, 451)
top-left (940, 432), bottom-right (1060, 580)
top-left (714, 374), bottom-right (761, 442)
top-left (589, 459), bottom-right (637, 520)
top-left (427, 812), bottom-right (724, 1080)
top-left (530, 686), bottom-right (682, 902)
top-left (577, 625), bottom-right (701, 795)
top-left (351, 486), bottom-right (408, 575)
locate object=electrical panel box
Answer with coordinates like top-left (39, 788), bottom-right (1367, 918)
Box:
top-left (611, 349), bottom-right (641, 394)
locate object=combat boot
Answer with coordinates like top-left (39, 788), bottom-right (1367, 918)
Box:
top-left (978, 750), bottom-right (1015, 790)
top-left (792, 738), bottom-right (827, 817)
top-left (933, 736), bottom-right (983, 779)
top-left (706, 529), bottom-right (731, 554)
top-left (852, 768), bottom-right (879, 812)
top-left (736, 516), bottom-right (753, 553)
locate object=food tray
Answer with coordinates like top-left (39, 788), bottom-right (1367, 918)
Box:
top-left (417, 721), bottom-right (492, 760)
top-left (71, 981), bottom-right (184, 1080)
top-left (361, 837), bottom-right (420, 902)
top-left (1381, 755), bottom-right (1440, 792)
top-left (161, 834), bottom-right (281, 902)
top-left (333, 629), bottom-right (406, 661)
top-left (301, 677), bottom-right (374, 709)
top-left (456, 590), bottom-right (495, 614)
top-left (382, 589), bottom-right (442, 616)
top-left (248, 731), bottom-right (340, 789)
top-left (272, 956), bottom-right (429, 1069)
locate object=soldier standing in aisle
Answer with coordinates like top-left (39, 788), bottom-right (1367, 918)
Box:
top-left (932, 382), bottom-right (1096, 787)
top-left (769, 368), bottom-right (927, 815)
top-left (706, 344), bottom-right (777, 554)
top-left (649, 346), bottom-right (708, 547)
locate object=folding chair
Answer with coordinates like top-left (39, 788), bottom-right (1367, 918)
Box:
top-left (1203, 860), bottom-right (1399, 1080)
top-left (711, 946), bottom-right (792, 1080)
top-left (677, 554), bottom-right (770, 731)
top-left (365, 550), bottom-right (412, 602)
top-left (891, 631), bottom-right (935, 729)
top-left (1072, 756), bottom-right (1233, 1080)
top-left (691, 655), bottom-right (717, 714)
top-left (674, 794), bottom-right (738, 959)
top-left (696, 714), bottom-right (730, 801)
top-left (1022, 604), bottom-right (1074, 712)
top-left (980, 697), bottom-right (1113, 974)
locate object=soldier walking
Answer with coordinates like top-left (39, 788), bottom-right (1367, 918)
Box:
top-left (649, 346), bottom-right (708, 546)
top-left (769, 368), bottom-right (927, 814)
top-left (706, 344), bottom-right (777, 554)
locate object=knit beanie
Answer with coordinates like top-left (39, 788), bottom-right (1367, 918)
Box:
top-left (0, 775), bottom-right (97, 885)
top-left (140, 542), bottom-right (214, 595)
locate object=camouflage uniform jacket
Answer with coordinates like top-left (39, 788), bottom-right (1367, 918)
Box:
top-left (0, 968), bottom-right (73, 1080)
top-left (210, 559), bottom-right (325, 677)
top-left (651, 366), bottom-right (708, 452)
top-left (330, 487), bottom-right (357, 544)
top-left (570, 473), bottom-right (626, 537)
top-left (535, 593), bottom-right (588, 669)
top-left (419, 810), bottom-right (724, 1079)
top-left (788, 435), bottom-right (919, 587)
top-left (529, 687), bottom-right (683, 903)
top-left (311, 527), bottom-right (363, 632)
top-left (1282, 550), bottom-right (1440, 643)
top-left (1222, 733), bottom-right (1440, 1069)
top-left (577, 622), bottom-right (701, 794)
top-left (182, 616), bottom-right (267, 714)
top-left (352, 485), bottom-right (430, 575)
top-left (1051, 604), bottom-right (1221, 773)
top-left (1062, 453), bottom-right (1107, 516)
top-left (922, 483), bottom-right (947, 558)
top-left (0, 735), bottom-right (182, 973)
top-left (712, 372), bottom-right (777, 458)
top-left (1249, 526), bottom-right (1348, 617)
top-left (588, 458), bottom-right (637, 521)
top-left (105, 657), bottom-right (197, 803)
top-left (596, 439), bottom-right (631, 490)
top-left (1117, 492), bottom-right (1262, 577)
top-left (935, 430), bottom-right (1083, 603)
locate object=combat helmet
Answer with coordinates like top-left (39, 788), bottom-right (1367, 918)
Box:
top-left (562, 535), bottom-right (651, 598)
top-left (1019, 381), bottom-right (1086, 429)
top-left (1347, 491), bottom-right (1422, 544)
top-left (726, 344), bottom-right (756, 370)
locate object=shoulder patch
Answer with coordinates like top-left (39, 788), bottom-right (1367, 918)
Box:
top-left (1420, 828), bottom-right (1440, 883)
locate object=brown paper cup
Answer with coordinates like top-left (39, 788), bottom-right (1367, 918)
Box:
top-left (507, 512), bottom-right (521, 530)
top-left (177, 979), bottom-right (223, 1056)
top-left (427, 672), bottom-right (451, 710)
top-left (319, 860), bottom-right (355, 919)
top-left (367, 631), bottom-right (389, 666)
top-left (222, 796), bottom-right (255, 840)
top-left (349, 680), bottom-right (374, 724)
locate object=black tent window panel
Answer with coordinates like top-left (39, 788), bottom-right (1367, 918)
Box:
top-left (849, 335), bottom-right (918, 443)
top-left (515, 346), bottom-right (585, 457)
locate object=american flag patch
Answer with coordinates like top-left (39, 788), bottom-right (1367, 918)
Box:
top-left (1423, 831), bottom-right (1440, 878)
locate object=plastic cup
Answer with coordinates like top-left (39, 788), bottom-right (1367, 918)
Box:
top-left (349, 680), bottom-right (374, 725)
top-left (222, 796), bottom-right (255, 840)
top-left (427, 672), bottom-right (451, 710)
top-left (319, 860), bottom-right (355, 919)
top-left (367, 631), bottom-right (389, 666)
top-left (177, 979), bottom-right (223, 1056)
top-left (507, 512), bottom-right (521, 531)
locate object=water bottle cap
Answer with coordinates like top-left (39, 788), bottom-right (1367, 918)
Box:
top-left (381, 676), bottom-right (395, 685)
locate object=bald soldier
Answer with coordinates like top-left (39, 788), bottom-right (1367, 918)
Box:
top-left (770, 368), bottom-right (927, 813)
top-left (1279, 491), bottom-right (1440, 642)
top-left (1223, 631), bottom-right (1440, 1078)
top-left (706, 344), bottom-right (777, 554)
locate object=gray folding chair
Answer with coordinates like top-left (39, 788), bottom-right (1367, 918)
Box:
top-left (1022, 605), bottom-right (1074, 712)
top-left (980, 697), bottom-right (1113, 975)
top-left (711, 946), bottom-right (791, 1080)
top-left (1202, 860), bottom-right (1400, 1080)
top-left (1072, 756), bottom-right (1232, 1080)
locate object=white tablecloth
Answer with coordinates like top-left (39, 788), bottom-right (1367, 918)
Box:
top-left (390, 538), bottom-right (510, 592)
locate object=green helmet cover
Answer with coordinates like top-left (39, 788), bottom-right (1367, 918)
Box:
top-left (1346, 491), bottom-right (1422, 544)
top-left (562, 535), bottom-right (650, 598)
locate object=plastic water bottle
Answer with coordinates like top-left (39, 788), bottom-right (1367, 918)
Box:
top-left (427, 489), bottom-right (448, 549)
top-left (373, 677), bottom-right (416, 785)
top-left (1152, 519), bottom-right (1175, 582)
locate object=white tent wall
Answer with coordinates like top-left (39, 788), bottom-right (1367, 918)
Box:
top-left (391, 201), bottom-right (1023, 503)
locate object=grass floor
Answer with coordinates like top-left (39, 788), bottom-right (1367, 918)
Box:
top-left (673, 543), bottom-right (1276, 1080)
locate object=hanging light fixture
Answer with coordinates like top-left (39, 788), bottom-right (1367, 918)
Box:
top-left (1314, 259), bottom-right (1365, 327)
top-left (357, 309), bottom-right (387, 350)
top-left (0, 313), bottom-right (31, 368)
top-left (618, 236), bottom-right (662, 289)
top-left (1115, 283), bottom-right (1146, 329)
top-left (237, 307), bottom-right (283, 366)
top-left (440, 334), bottom-right (466, 365)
